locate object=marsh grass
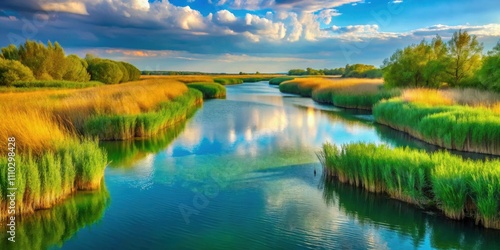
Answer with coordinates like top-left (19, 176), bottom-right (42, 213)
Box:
top-left (320, 142), bottom-right (500, 229)
top-left (269, 76), bottom-right (295, 85)
top-left (0, 77), bottom-right (202, 218)
top-left (12, 80), bottom-right (103, 89)
top-left (83, 88), bottom-right (202, 140)
top-left (214, 78), bottom-right (244, 85)
top-left (187, 82), bottom-right (226, 99)
top-left (279, 77), bottom-right (394, 109)
top-left (374, 98), bottom-right (500, 155)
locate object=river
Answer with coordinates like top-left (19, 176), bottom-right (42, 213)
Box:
top-left (2, 82), bottom-right (499, 250)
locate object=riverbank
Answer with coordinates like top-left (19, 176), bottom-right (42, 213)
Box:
top-left (374, 89), bottom-right (500, 155)
top-left (319, 142), bottom-right (500, 230)
top-left (0, 77), bottom-right (204, 219)
top-left (278, 77), bottom-right (397, 110)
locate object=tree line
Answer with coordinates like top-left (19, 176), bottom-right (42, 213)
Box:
top-left (383, 30), bottom-right (500, 92)
top-left (0, 40), bottom-right (141, 86)
top-left (287, 64), bottom-right (383, 78)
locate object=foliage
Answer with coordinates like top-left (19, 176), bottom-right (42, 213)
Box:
top-left (383, 31), bottom-right (485, 88)
top-left (477, 42), bottom-right (500, 92)
top-left (0, 40), bottom-right (141, 86)
top-left (343, 64), bottom-right (382, 78)
top-left (0, 58), bottom-right (35, 86)
top-left (87, 59), bottom-right (123, 84)
top-left (446, 30), bottom-right (483, 86)
top-left (63, 55), bottom-right (91, 82)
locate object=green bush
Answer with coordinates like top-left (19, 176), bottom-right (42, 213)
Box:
top-left (88, 60), bottom-right (123, 84)
top-left (0, 58), bottom-right (35, 86)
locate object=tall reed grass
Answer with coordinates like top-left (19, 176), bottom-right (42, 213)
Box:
top-left (279, 77), bottom-right (394, 110)
top-left (373, 97), bottom-right (500, 155)
top-left (269, 76), bottom-right (295, 85)
top-left (187, 82), bottom-right (226, 99)
top-left (0, 77), bottom-right (203, 218)
top-left (213, 78), bottom-right (244, 85)
top-left (319, 142), bottom-right (500, 229)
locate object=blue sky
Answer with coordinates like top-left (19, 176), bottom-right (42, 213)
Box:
top-left (0, 0), bottom-right (499, 73)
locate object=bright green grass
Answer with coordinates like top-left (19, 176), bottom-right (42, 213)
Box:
top-left (373, 99), bottom-right (500, 155)
top-left (269, 77), bottom-right (295, 85)
top-left (278, 81), bottom-right (314, 97)
top-left (319, 142), bottom-right (500, 229)
top-left (12, 80), bottom-right (103, 89)
top-left (0, 138), bottom-right (107, 218)
top-left (213, 78), bottom-right (244, 85)
top-left (187, 82), bottom-right (226, 99)
top-left (331, 89), bottom-right (401, 110)
top-left (83, 88), bottom-right (203, 140)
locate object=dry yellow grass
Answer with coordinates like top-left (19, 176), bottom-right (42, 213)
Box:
top-left (0, 77), bottom-right (189, 154)
top-left (402, 88), bottom-right (500, 112)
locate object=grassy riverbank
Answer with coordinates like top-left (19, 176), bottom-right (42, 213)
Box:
top-left (187, 82), bottom-right (226, 99)
top-left (319, 142), bottom-right (500, 229)
top-left (374, 89), bottom-right (500, 155)
top-left (279, 77), bottom-right (396, 110)
top-left (0, 77), bottom-right (203, 218)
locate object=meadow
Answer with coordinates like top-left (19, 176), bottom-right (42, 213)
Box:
top-left (319, 142), bottom-right (500, 229)
top-left (0, 77), bottom-right (203, 218)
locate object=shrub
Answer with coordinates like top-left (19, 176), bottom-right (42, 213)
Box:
top-left (88, 60), bottom-right (123, 84)
top-left (0, 58), bottom-right (35, 86)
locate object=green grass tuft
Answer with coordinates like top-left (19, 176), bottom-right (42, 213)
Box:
top-left (187, 82), bottom-right (226, 99)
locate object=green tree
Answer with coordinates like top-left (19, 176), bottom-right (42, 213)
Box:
top-left (422, 35), bottom-right (449, 87)
top-left (45, 41), bottom-right (67, 80)
top-left (121, 62), bottom-right (141, 81)
top-left (18, 40), bottom-right (50, 79)
top-left (0, 58), bottom-right (35, 86)
top-left (477, 41), bottom-right (500, 91)
top-left (63, 55), bottom-right (91, 82)
top-left (1, 44), bottom-right (19, 60)
top-left (117, 62), bottom-right (130, 83)
top-left (446, 30), bottom-right (483, 86)
top-left (88, 60), bottom-right (123, 84)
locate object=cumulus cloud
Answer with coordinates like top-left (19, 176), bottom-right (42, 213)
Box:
top-left (217, 0), bottom-right (361, 13)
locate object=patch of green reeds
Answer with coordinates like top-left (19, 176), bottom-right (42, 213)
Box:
top-left (278, 81), bottom-right (317, 97)
top-left (269, 77), bottom-right (295, 85)
top-left (319, 142), bottom-right (500, 229)
top-left (12, 80), bottom-right (103, 89)
top-left (213, 78), bottom-right (244, 85)
top-left (83, 88), bottom-right (203, 140)
top-left (187, 82), bottom-right (226, 99)
top-left (0, 138), bottom-right (107, 218)
top-left (373, 99), bottom-right (500, 155)
top-left (331, 89), bottom-right (401, 110)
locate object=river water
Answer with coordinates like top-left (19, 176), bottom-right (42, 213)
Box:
top-left (2, 82), bottom-right (499, 250)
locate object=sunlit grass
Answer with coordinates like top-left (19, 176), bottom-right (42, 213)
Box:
top-left (279, 77), bottom-right (394, 109)
top-left (374, 91), bottom-right (500, 154)
top-left (187, 82), bottom-right (226, 99)
top-left (320, 142), bottom-right (500, 229)
top-left (0, 76), bottom-right (203, 218)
